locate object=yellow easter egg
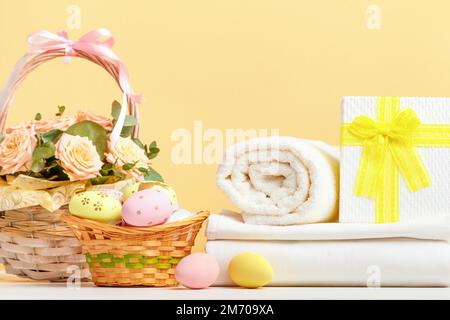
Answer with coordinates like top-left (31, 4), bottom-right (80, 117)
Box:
top-left (122, 183), bottom-right (140, 201)
top-left (69, 191), bottom-right (122, 223)
top-left (139, 181), bottom-right (178, 208)
top-left (228, 253), bottom-right (273, 288)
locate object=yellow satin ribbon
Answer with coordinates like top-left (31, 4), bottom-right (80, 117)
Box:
top-left (341, 97), bottom-right (450, 223)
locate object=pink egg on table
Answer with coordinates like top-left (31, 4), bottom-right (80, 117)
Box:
top-left (122, 189), bottom-right (173, 227)
top-left (175, 253), bottom-right (220, 289)
top-left (99, 188), bottom-right (124, 202)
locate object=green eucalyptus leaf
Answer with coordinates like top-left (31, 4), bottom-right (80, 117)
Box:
top-left (100, 163), bottom-right (113, 175)
top-left (123, 115), bottom-right (137, 126)
top-left (56, 105), bottom-right (65, 116)
top-left (122, 162), bottom-right (136, 171)
top-left (35, 113), bottom-right (42, 121)
top-left (149, 141), bottom-right (157, 149)
top-left (132, 138), bottom-right (145, 149)
top-left (144, 167), bottom-right (164, 182)
top-left (112, 101), bottom-right (136, 134)
top-left (111, 100), bottom-right (121, 119)
top-left (90, 176), bottom-right (112, 185)
top-left (138, 167), bottom-right (148, 173)
top-left (103, 163), bottom-right (113, 170)
top-left (122, 163), bottom-right (133, 171)
top-left (112, 166), bottom-right (124, 178)
top-left (32, 142), bottom-right (55, 161)
top-left (66, 120), bottom-right (108, 159)
top-left (147, 153), bottom-right (158, 160)
top-left (120, 126), bottom-right (133, 138)
top-left (31, 159), bottom-right (45, 173)
top-left (41, 129), bottom-right (63, 144)
top-left (100, 168), bottom-right (112, 176)
top-left (146, 146), bottom-right (160, 160)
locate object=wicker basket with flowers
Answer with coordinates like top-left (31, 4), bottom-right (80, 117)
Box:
top-left (0, 29), bottom-right (164, 281)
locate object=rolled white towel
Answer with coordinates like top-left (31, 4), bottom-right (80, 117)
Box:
top-left (216, 136), bottom-right (339, 225)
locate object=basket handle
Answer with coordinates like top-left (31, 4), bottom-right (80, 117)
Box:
top-left (0, 29), bottom-right (140, 143)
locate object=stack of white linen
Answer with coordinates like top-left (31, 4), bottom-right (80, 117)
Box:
top-left (206, 211), bottom-right (450, 287)
top-left (214, 137), bottom-right (450, 286)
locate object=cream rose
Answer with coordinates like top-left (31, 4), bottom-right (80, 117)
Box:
top-left (76, 111), bottom-right (114, 131)
top-left (55, 133), bottom-right (103, 181)
top-left (0, 127), bottom-right (37, 175)
top-left (106, 136), bottom-right (150, 180)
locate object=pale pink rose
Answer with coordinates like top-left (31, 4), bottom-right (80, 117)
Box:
top-left (106, 136), bottom-right (150, 181)
top-left (0, 127), bottom-right (37, 175)
top-left (55, 133), bottom-right (103, 181)
top-left (35, 116), bottom-right (77, 133)
top-left (76, 111), bottom-right (114, 131)
top-left (7, 116), bottom-right (77, 134)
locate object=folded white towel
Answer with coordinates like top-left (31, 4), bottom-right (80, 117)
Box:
top-left (207, 210), bottom-right (450, 241)
top-left (216, 137), bottom-right (339, 225)
top-left (206, 239), bottom-right (450, 287)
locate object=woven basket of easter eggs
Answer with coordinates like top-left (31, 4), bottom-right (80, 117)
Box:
top-left (0, 29), bottom-right (156, 282)
top-left (63, 195), bottom-right (209, 287)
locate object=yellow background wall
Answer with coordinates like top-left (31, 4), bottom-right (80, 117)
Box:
top-left (1, 1), bottom-right (450, 231)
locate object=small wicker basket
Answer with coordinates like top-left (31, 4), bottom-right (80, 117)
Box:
top-left (0, 29), bottom-right (141, 282)
top-left (63, 211), bottom-right (209, 287)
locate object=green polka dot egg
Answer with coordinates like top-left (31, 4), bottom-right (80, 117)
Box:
top-left (69, 191), bottom-right (122, 223)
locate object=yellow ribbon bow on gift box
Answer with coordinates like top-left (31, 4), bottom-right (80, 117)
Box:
top-left (341, 97), bottom-right (450, 223)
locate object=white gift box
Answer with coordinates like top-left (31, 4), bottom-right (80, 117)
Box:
top-left (340, 96), bottom-right (450, 223)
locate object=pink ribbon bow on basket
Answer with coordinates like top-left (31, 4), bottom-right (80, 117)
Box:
top-left (25, 28), bottom-right (141, 145)
top-left (28, 29), bottom-right (116, 61)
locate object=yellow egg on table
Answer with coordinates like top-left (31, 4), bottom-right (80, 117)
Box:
top-left (122, 183), bottom-right (140, 201)
top-left (139, 181), bottom-right (179, 209)
top-left (69, 191), bottom-right (122, 223)
top-left (228, 253), bottom-right (273, 288)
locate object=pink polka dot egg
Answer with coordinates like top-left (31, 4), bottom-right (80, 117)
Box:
top-left (122, 189), bottom-right (173, 227)
top-left (175, 253), bottom-right (220, 289)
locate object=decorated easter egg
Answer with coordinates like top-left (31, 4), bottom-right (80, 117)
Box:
top-left (98, 188), bottom-right (124, 202)
top-left (139, 181), bottom-right (179, 209)
top-left (228, 253), bottom-right (273, 288)
top-left (175, 253), bottom-right (219, 289)
top-left (69, 191), bottom-right (122, 223)
top-left (166, 209), bottom-right (195, 224)
top-left (122, 183), bottom-right (140, 201)
top-left (122, 189), bottom-right (173, 227)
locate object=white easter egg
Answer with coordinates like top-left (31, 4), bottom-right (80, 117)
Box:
top-left (166, 209), bottom-right (195, 224)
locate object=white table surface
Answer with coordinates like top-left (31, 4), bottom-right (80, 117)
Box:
top-left (0, 276), bottom-right (449, 300)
